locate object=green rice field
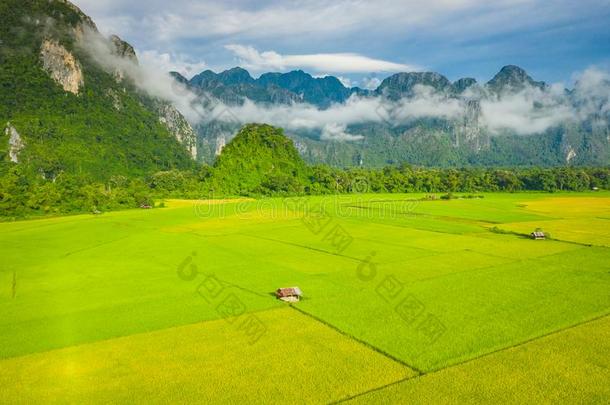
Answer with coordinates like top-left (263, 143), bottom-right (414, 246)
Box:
top-left (1, 192), bottom-right (609, 403)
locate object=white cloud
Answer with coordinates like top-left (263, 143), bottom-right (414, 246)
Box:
top-left (392, 85), bottom-right (465, 121)
top-left (572, 67), bottom-right (610, 120)
top-left (336, 76), bottom-right (353, 88)
top-left (480, 86), bottom-right (574, 135)
top-left (321, 123), bottom-right (363, 141)
top-left (224, 44), bottom-right (416, 74)
top-left (80, 27), bottom-right (206, 122)
top-left (205, 94), bottom-right (384, 133)
top-left (72, 0), bottom-right (610, 90)
top-left (75, 0), bottom-right (549, 44)
top-left (77, 26), bottom-right (610, 142)
top-left (201, 67), bottom-right (610, 139)
top-left (138, 50), bottom-right (207, 79)
top-left (199, 86), bottom-right (468, 142)
top-left (361, 76), bottom-right (382, 90)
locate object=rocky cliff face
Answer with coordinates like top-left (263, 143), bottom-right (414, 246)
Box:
top-left (103, 34), bottom-right (198, 158)
top-left (40, 39), bottom-right (83, 95)
top-left (215, 136), bottom-right (226, 156)
top-left (486, 65), bottom-right (546, 94)
top-left (456, 100), bottom-right (488, 152)
top-left (157, 104), bottom-right (198, 159)
top-left (376, 72), bottom-right (453, 100)
top-left (110, 35), bottom-right (138, 63)
top-left (5, 123), bottom-right (24, 163)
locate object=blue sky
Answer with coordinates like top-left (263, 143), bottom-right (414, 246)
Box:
top-left (74, 0), bottom-right (610, 88)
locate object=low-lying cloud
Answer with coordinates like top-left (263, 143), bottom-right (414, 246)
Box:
top-left (79, 30), bottom-right (609, 141)
top-left (202, 69), bottom-right (609, 139)
top-left (138, 49), bottom-right (207, 79)
top-left (321, 123), bottom-right (364, 141)
top-left (80, 27), bottom-right (206, 122)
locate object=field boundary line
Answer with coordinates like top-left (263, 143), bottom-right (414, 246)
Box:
top-left (238, 233), bottom-right (365, 262)
top-left (61, 235), bottom-right (133, 258)
top-left (288, 305), bottom-right (424, 375)
top-left (333, 311), bottom-right (610, 403)
top-left (328, 374), bottom-right (421, 405)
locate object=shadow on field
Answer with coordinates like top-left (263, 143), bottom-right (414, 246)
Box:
top-left (267, 291), bottom-right (309, 302)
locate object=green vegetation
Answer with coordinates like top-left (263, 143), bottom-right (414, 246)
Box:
top-left (2, 122), bottom-right (609, 219)
top-left (210, 123), bottom-right (309, 194)
top-left (0, 193), bottom-right (608, 402)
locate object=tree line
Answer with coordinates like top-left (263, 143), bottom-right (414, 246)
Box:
top-left (1, 164), bottom-right (608, 219)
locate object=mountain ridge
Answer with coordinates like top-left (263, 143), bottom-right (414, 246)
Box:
top-left (184, 65), bottom-right (609, 167)
top-left (179, 64), bottom-right (561, 105)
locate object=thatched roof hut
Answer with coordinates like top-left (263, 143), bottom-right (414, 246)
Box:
top-left (276, 287), bottom-right (302, 302)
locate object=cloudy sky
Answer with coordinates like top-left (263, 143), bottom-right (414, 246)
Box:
top-left (73, 0), bottom-right (610, 87)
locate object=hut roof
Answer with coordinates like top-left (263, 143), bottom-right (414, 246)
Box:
top-left (276, 287), bottom-right (302, 298)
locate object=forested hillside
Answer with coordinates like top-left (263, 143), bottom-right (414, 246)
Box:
top-left (0, 0), bottom-right (195, 182)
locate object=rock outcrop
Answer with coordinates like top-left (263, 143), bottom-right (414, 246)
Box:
top-left (376, 72), bottom-right (453, 100)
top-left (565, 145), bottom-right (577, 163)
top-left (57, 0), bottom-right (97, 30)
top-left (157, 104), bottom-right (198, 159)
top-left (456, 99), bottom-right (489, 151)
top-left (110, 35), bottom-right (138, 64)
top-left (5, 123), bottom-right (24, 163)
top-left (106, 89), bottom-right (122, 111)
top-left (486, 65), bottom-right (547, 94)
top-left (105, 34), bottom-right (138, 82)
top-left (215, 135), bottom-right (226, 156)
top-left (40, 39), bottom-right (83, 94)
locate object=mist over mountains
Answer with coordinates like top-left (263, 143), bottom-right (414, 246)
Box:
top-left (171, 64), bottom-right (610, 167)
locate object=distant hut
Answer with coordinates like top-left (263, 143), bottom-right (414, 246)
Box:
top-left (530, 231), bottom-right (546, 240)
top-left (275, 287), bottom-right (302, 302)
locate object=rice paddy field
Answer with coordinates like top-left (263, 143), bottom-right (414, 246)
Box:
top-left (1, 192), bottom-right (609, 403)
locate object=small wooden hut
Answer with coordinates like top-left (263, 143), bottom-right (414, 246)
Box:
top-left (276, 287), bottom-right (302, 302)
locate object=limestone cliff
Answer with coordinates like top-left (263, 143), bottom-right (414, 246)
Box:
top-left (40, 39), bottom-right (83, 95)
top-left (455, 99), bottom-right (489, 152)
top-left (110, 35), bottom-right (138, 63)
top-left (157, 104), bottom-right (198, 159)
top-left (5, 123), bottom-right (24, 163)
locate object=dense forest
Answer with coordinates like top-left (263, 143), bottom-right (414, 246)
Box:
top-left (1, 124), bottom-right (608, 219)
top-left (0, 0), bottom-right (195, 181)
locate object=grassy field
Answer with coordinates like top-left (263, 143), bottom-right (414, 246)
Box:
top-left (347, 315), bottom-right (610, 404)
top-left (1, 192), bottom-right (609, 402)
top-left (0, 307), bottom-right (414, 403)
